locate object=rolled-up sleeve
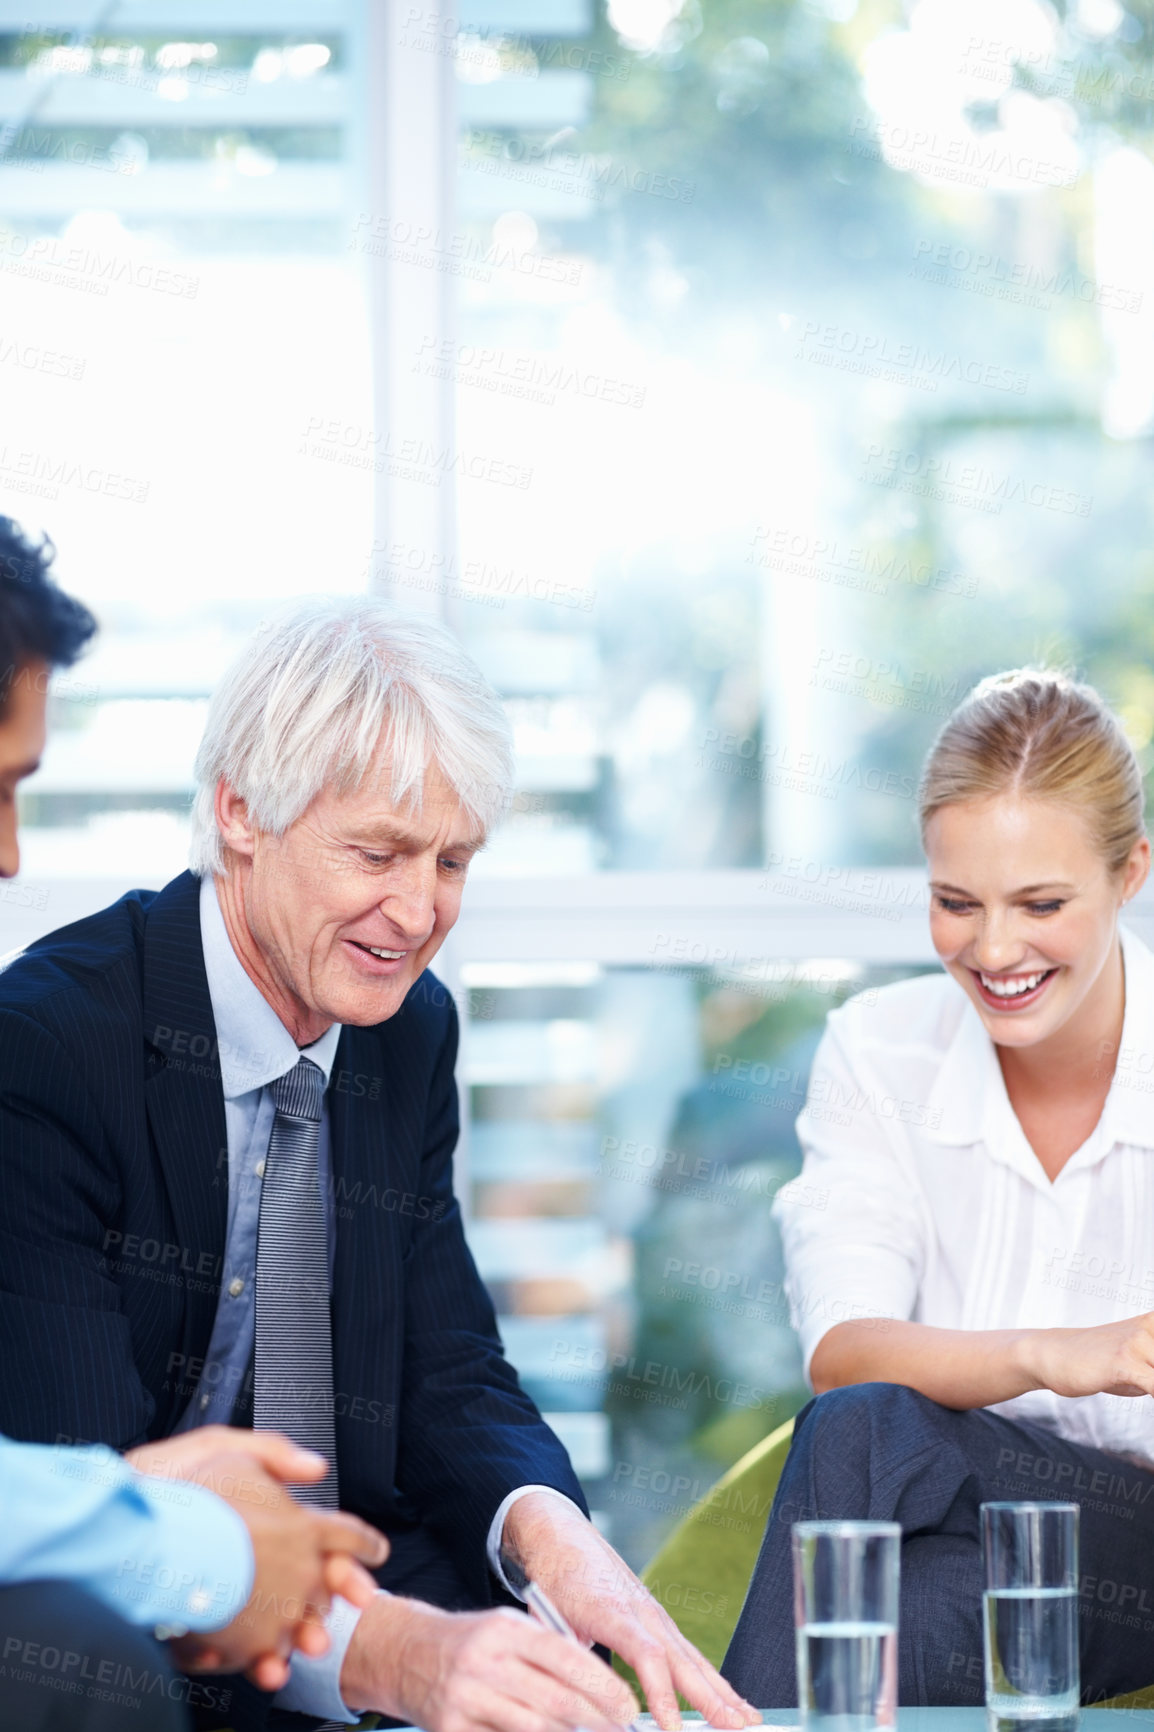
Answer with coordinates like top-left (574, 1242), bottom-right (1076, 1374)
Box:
top-left (774, 1013), bottom-right (926, 1379)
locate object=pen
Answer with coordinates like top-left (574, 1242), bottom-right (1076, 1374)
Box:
top-left (526, 1578), bottom-right (647, 1732)
top-left (526, 1578), bottom-right (582, 1641)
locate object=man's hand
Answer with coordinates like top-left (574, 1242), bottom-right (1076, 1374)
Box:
top-left (127, 1425), bottom-right (318, 1484)
top-left (341, 1595), bottom-right (643, 1732)
top-left (501, 1493), bottom-right (760, 1730)
top-left (127, 1427), bottom-right (388, 1691)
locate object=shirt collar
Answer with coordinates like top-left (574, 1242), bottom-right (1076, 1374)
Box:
top-left (1101, 924), bottom-right (1154, 1150)
top-left (924, 983), bottom-right (1004, 1149)
top-left (924, 924), bottom-right (1154, 1157)
top-left (199, 874), bottom-right (342, 1102)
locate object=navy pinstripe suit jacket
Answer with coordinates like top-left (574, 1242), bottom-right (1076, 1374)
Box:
top-left (0, 870), bottom-right (584, 1591)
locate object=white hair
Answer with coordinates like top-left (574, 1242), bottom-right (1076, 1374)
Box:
top-left (188, 596), bottom-right (514, 876)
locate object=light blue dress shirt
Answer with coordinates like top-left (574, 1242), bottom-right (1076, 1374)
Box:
top-left (186, 875), bottom-right (579, 1723)
top-left (0, 1434), bottom-right (252, 1631)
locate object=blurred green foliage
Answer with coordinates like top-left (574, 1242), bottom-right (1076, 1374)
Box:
top-left (567, 0), bottom-right (1154, 865)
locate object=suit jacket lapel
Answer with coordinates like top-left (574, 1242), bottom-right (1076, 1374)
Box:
top-left (140, 872), bottom-right (229, 1388)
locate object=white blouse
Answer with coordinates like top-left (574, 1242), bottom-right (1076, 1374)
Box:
top-left (775, 926), bottom-right (1154, 1466)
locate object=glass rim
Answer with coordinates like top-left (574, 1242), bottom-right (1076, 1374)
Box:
top-left (792, 1520), bottom-right (902, 1538)
top-left (979, 1501), bottom-right (1080, 1515)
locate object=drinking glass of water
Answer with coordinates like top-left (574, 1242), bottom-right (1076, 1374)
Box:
top-left (981, 1502), bottom-right (1079, 1732)
top-left (792, 1520), bottom-right (900, 1732)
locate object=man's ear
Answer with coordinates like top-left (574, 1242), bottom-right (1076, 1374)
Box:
top-left (214, 779), bottom-right (257, 861)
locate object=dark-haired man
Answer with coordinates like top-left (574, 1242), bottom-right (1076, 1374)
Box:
top-left (0, 520), bottom-right (95, 875)
top-left (0, 518), bottom-right (388, 1731)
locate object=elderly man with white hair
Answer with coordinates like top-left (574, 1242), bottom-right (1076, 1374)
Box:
top-left (0, 598), bottom-right (758, 1732)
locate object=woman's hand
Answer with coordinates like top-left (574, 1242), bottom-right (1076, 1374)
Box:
top-left (1022, 1312), bottom-right (1154, 1399)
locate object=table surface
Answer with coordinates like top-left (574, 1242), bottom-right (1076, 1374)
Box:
top-left (389, 1716), bottom-right (1154, 1732)
top-left (748, 1717), bottom-right (1154, 1730)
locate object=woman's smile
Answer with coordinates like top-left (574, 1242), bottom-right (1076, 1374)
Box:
top-left (968, 964), bottom-right (1059, 1012)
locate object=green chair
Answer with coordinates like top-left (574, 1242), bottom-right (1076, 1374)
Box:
top-left (616, 1416), bottom-right (796, 1692)
top-left (616, 1414), bottom-right (1154, 1712)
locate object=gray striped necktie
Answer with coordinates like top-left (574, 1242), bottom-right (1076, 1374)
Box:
top-left (253, 1056), bottom-right (338, 1508)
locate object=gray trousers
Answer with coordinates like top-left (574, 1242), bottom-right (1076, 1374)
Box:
top-left (722, 1383), bottom-right (1154, 1708)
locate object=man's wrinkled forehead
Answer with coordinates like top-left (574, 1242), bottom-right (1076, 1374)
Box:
top-left (329, 758), bottom-right (486, 854)
top-left (343, 812), bottom-right (485, 857)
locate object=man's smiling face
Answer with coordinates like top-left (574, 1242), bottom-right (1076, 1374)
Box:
top-left (217, 759), bottom-right (482, 1041)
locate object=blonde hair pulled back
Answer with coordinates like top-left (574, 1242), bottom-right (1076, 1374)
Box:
top-left (918, 668), bottom-right (1146, 875)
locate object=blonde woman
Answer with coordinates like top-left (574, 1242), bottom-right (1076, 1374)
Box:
top-left (722, 670), bottom-right (1154, 1708)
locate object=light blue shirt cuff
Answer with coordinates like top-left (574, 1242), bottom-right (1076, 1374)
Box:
top-left (125, 1470), bottom-right (254, 1632)
top-left (0, 1440), bottom-right (253, 1632)
top-left (486, 1485), bottom-right (586, 1598)
top-left (274, 1594), bottom-right (363, 1724)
